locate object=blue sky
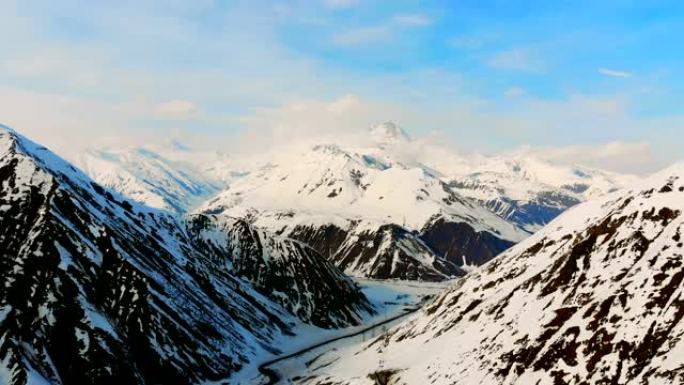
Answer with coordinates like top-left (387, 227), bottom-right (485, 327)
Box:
top-left (0, 0), bottom-right (682, 172)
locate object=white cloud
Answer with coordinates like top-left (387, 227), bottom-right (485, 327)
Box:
top-left (0, 2), bottom-right (678, 176)
top-left (0, 86), bottom-right (151, 157)
top-left (1, 46), bottom-right (105, 89)
top-left (3, 84), bottom-right (675, 176)
top-left (511, 141), bottom-right (656, 174)
top-left (233, 93), bottom-right (666, 175)
top-left (230, 92), bottom-right (682, 175)
top-left (598, 68), bottom-right (633, 78)
top-left (393, 14), bottom-right (432, 27)
top-left (487, 48), bottom-right (545, 72)
top-left (237, 94), bottom-right (384, 146)
top-left (504, 86), bottom-right (526, 98)
top-left (332, 14), bottom-right (430, 47)
top-left (154, 100), bottom-right (198, 120)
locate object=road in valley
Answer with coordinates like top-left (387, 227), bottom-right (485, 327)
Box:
top-left (257, 304), bottom-right (425, 385)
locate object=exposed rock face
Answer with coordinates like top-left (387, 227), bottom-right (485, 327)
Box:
top-left (323, 223), bottom-right (464, 282)
top-left (187, 215), bottom-right (374, 328)
top-left (281, 217), bottom-right (514, 281)
top-left (286, 220), bottom-right (478, 281)
top-left (419, 217), bottom-right (516, 266)
top-left (0, 127), bottom-right (371, 385)
top-left (297, 163), bottom-right (684, 385)
top-left (248, 213), bottom-right (513, 281)
top-left (476, 191), bottom-right (581, 232)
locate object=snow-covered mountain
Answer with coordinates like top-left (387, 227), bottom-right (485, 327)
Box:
top-left (198, 128), bottom-right (529, 281)
top-left (74, 147), bottom-right (220, 213)
top-left (295, 162), bottom-right (684, 385)
top-left (0, 126), bottom-right (372, 384)
top-left (447, 156), bottom-right (635, 232)
top-left (75, 122), bottom-right (632, 281)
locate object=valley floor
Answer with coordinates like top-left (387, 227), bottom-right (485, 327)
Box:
top-left (225, 278), bottom-right (453, 385)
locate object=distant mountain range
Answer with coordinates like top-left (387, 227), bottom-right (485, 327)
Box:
top-left (446, 155), bottom-right (633, 232)
top-left (74, 122), bottom-right (634, 281)
top-left (74, 147), bottom-right (221, 213)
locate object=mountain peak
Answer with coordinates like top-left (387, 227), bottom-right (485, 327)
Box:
top-left (0, 125), bottom-right (19, 153)
top-left (369, 121), bottom-right (410, 144)
top-left (0, 123), bottom-right (89, 186)
top-left (311, 143), bottom-right (346, 155)
top-left (649, 160), bottom-right (684, 182)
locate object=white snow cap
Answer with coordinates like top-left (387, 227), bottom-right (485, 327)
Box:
top-left (646, 160), bottom-right (684, 183)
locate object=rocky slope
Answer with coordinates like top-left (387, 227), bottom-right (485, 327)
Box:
top-left (187, 214), bottom-right (374, 328)
top-left (0, 126), bottom-right (371, 385)
top-left (296, 163), bottom-right (684, 385)
top-left (285, 217), bottom-right (467, 281)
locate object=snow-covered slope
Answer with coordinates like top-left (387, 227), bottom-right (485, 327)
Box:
top-left (296, 163), bottom-right (684, 385)
top-left (199, 125), bottom-right (528, 280)
top-left (208, 143), bottom-right (522, 239)
top-left (74, 147), bottom-right (220, 213)
top-left (0, 126), bottom-right (372, 385)
top-left (447, 156), bottom-right (635, 232)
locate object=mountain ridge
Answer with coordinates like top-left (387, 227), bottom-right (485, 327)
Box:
top-left (0, 125), bottom-right (372, 385)
top-left (74, 123), bottom-right (634, 281)
top-left (294, 158), bottom-right (684, 385)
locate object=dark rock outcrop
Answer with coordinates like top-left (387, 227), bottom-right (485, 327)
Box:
top-left (187, 215), bottom-right (374, 328)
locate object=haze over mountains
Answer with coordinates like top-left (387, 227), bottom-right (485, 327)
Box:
top-left (74, 122), bottom-right (635, 281)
